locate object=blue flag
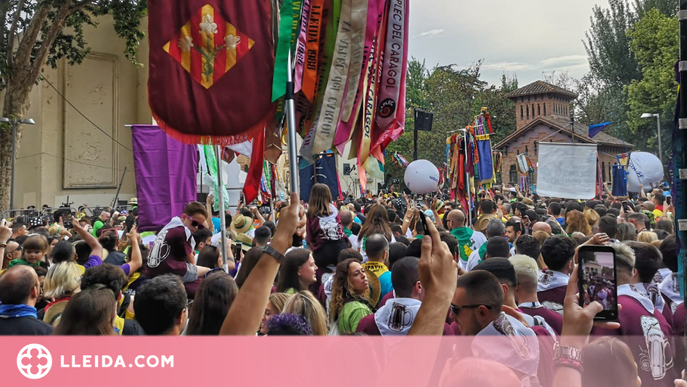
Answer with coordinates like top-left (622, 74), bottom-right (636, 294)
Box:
top-left (589, 122), bottom-right (613, 138)
top-left (299, 154), bottom-right (341, 203)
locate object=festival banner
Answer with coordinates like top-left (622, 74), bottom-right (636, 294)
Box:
top-left (293, 0), bottom-right (312, 93)
top-left (537, 142), bottom-right (598, 199)
top-left (272, 0), bottom-right (303, 102)
top-left (131, 125), bottom-right (198, 232)
top-left (299, 153), bottom-right (341, 202)
top-left (301, 0), bottom-right (326, 102)
top-left (375, 0), bottom-right (405, 131)
top-left (310, 0), bottom-right (354, 157)
top-left (148, 0), bottom-right (276, 144)
top-left (243, 128), bottom-right (266, 204)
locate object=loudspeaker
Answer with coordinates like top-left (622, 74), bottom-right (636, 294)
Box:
top-left (415, 109), bottom-right (433, 132)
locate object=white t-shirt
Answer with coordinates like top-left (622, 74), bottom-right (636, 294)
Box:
top-left (466, 249), bottom-right (481, 272)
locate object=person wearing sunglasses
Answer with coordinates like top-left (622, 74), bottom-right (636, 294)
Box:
top-left (451, 270), bottom-right (544, 386)
top-left (144, 201), bottom-right (213, 299)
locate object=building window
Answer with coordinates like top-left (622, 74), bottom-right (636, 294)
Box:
top-left (528, 170), bottom-right (536, 185)
top-left (538, 104), bottom-right (541, 116)
top-left (509, 165), bottom-right (517, 184)
top-left (526, 106), bottom-right (529, 120)
top-left (521, 105), bottom-right (524, 120)
top-left (544, 104), bottom-right (547, 116)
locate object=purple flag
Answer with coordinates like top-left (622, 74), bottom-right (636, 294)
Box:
top-left (131, 125), bottom-right (198, 232)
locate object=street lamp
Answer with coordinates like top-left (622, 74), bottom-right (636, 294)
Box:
top-left (641, 113), bottom-right (662, 164)
top-left (0, 117), bottom-right (36, 209)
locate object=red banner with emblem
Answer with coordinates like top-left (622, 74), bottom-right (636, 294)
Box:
top-left (148, 0), bottom-right (276, 145)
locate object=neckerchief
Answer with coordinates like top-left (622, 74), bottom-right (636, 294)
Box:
top-left (450, 227), bottom-right (475, 262)
top-left (343, 227), bottom-right (353, 237)
top-left (362, 261), bottom-right (388, 278)
top-left (517, 302), bottom-right (543, 309)
top-left (537, 270), bottom-right (569, 292)
top-left (659, 273), bottom-right (684, 310)
top-left (619, 284), bottom-right (655, 314)
top-left (8, 258), bottom-right (40, 269)
top-left (652, 268), bottom-right (673, 285)
top-left (473, 312), bottom-right (540, 379)
top-left (0, 304), bottom-right (38, 319)
top-left (631, 283), bottom-right (666, 313)
top-left (374, 298), bottom-right (421, 339)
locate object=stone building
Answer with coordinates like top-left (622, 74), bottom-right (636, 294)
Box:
top-left (494, 81), bottom-right (633, 186)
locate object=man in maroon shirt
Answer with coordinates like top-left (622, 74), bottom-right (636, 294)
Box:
top-left (593, 242), bottom-right (677, 387)
top-left (537, 236), bottom-right (576, 315)
top-left (511, 254), bottom-right (563, 335)
top-left (625, 241), bottom-right (674, 326)
top-left (356, 257), bottom-right (453, 336)
top-left (145, 202), bottom-right (212, 298)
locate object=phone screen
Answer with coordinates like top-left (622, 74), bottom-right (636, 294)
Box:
top-left (578, 246), bottom-right (618, 321)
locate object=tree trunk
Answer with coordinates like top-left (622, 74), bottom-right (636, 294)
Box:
top-left (0, 70), bottom-right (33, 213)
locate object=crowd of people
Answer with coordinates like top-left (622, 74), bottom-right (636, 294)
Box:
top-left (0, 182), bottom-right (685, 387)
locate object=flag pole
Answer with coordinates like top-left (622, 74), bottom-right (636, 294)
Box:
top-left (286, 49), bottom-right (299, 196)
top-left (215, 144), bottom-right (230, 271)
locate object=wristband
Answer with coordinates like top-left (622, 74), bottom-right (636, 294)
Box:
top-left (553, 343), bottom-right (583, 373)
top-left (0, 243), bottom-right (6, 248)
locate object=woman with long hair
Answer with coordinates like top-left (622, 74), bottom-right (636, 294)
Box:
top-left (186, 272), bottom-right (238, 335)
top-left (53, 285), bottom-right (116, 335)
top-left (357, 204), bottom-right (393, 261)
top-left (234, 247), bottom-right (266, 289)
top-left (565, 210), bottom-right (591, 237)
top-left (282, 291), bottom-right (328, 335)
top-left (259, 292), bottom-right (290, 335)
top-left (329, 258), bottom-right (373, 334)
top-left (276, 249), bottom-right (317, 294)
top-left (306, 184), bottom-right (348, 269)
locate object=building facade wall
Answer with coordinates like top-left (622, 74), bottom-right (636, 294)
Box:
top-left (12, 15), bottom-right (152, 210)
top-left (499, 123), bottom-right (621, 187)
top-left (514, 94), bottom-right (572, 131)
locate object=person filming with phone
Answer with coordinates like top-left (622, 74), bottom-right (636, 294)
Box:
top-left (592, 243), bottom-right (677, 386)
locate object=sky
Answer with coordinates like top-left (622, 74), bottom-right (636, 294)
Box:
top-left (408, 0), bottom-right (607, 86)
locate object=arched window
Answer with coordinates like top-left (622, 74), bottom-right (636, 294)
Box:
top-left (521, 105), bottom-right (524, 120)
top-left (526, 105), bottom-right (530, 120)
top-left (538, 104), bottom-right (541, 116)
top-left (544, 104), bottom-right (547, 116)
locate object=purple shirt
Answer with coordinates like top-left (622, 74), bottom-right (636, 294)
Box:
top-left (84, 255), bottom-right (102, 269)
top-left (121, 263), bottom-right (131, 276)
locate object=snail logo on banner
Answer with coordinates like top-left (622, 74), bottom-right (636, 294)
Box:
top-left (17, 344), bottom-right (52, 380)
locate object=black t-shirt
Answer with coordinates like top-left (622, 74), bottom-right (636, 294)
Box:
top-left (0, 316), bottom-right (54, 335)
top-left (123, 319), bottom-right (144, 335)
top-left (104, 251), bottom-right (127, 266)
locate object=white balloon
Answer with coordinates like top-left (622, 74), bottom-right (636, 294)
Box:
top-left (404, 160), bottom-right (440, 194)
top-left (626, 152), bottom-right (663, 192)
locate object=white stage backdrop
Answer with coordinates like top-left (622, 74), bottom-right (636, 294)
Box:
top-left (536, 142), bottom-right (597, 199)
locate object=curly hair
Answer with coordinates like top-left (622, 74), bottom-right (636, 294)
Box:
top-left (565, 210), bottom-right (591, 236)
top-left (329, 258), bottom-right (371, 324)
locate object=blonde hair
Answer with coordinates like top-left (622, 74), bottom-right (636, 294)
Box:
top-left (583, 208), bottom-right (600, 227)
top-left (609, 242), bottom-right (636, 269)
top-left (637, 231), bottom-right (658, 243)
top-left (282, 291), bottom-right (329, 336)
top-left (43, 262), bottom-right (82, 299)
top-left (269, 293), bottom-right (290, 314)
top-left (510, 254), bottom-right (540, 293)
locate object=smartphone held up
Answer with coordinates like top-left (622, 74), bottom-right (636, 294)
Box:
top-left (577, 245), bottom-right (619, 322)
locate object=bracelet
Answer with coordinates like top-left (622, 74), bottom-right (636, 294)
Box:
top-left (403, 218), bottom-right (410, 223)
top-left (0, 243), bottom-right (6, 248)
top-left (553, 359), bottom-right (583, 374)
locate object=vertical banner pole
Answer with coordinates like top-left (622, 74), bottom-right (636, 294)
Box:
top-left (215, 145), bottom-right (230, 271)
top-left (677, 0), bottom-right (687, 359)
top-left (286, 50), bottom-right (299, 195)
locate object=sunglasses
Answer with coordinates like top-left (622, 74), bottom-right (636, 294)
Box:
top-left (186, 215), bottom-right (205, 230)
top-left (450, 303), bottom-right (492, 315)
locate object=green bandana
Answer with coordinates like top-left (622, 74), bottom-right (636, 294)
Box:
top-left (8, 259), bottom-right (41, 268)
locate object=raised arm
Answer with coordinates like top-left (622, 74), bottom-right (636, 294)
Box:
top-left (205, 194), bottom-right (215, 233)
top-left (126, 226), bottom-right (143, 273)
top-left (72, 217), bottom-right (103, 259)
top-left (250, 206), bottom-right (266, 226)
top-left (220, 192), bottom-right (301, 335)
top-left (409, 217), bottom-right (457, 336)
